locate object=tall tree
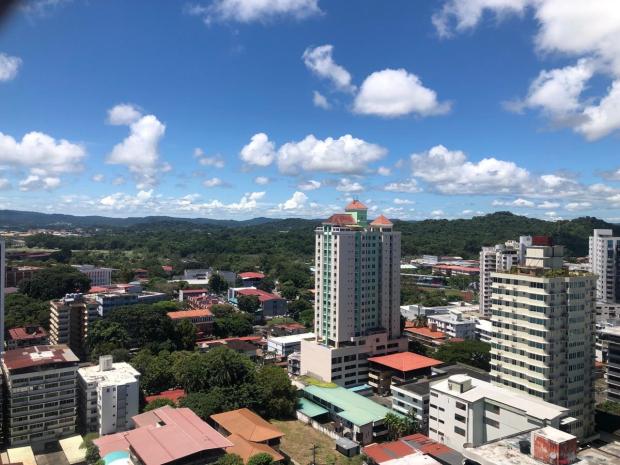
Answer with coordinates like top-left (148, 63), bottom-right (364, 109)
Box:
top-left (435, 340), bottom-right (491, 371)
top-left (209, 273), bottom-right (229, 294)
top-left (255, 366), bottom-right (297, 419)
top-left (237, 294), bottom-right (260, 314)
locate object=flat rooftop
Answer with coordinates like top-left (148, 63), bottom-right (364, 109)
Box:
top-left (268, 332), bottom-right (315, 344)
top-left (7, 326), bottom-right (48, 341)
top-left (2, 345), bottom-right (79, 371)
top-left (462, 430), bottom-right (602, 465)
top-left (78, 362), bottom-right (140, 386)
top-left (431, 376), bottom-right (567, 421)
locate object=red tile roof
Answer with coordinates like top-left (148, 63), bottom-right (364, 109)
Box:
top-left (323, 214), bottom-right (355, 225)
top-left (370, 215), bottom-right (393, 226)
top-left (211, 408), bottom-right (284, 442)
top-left (145, 389), bottom-right (186, 405)
top-left (367, 352), bottom-right (442, 372)
top-left (401, 434), bottom-right (458, 459)
top-left (162, 265), bottom-right (174, 272)
top-left (239, 272), bottom-right (265, 280)
top-left (363, 438), bottom-right (419, 464)
top-left (225, 434), bottom-right (284, 464)
top-left (404, 326), bottom-right (447, 340)
top-left (236, 288), bottom-right (282, 302)
top-left (432, 264), bottom-right (480, 273)
top-left (167, 309), bottom-right (213, 319)
top-left (7, 326), bottom-right (48, 341)
top-left (345, 199), bottom-right (368, 210)
top-left (128, 407), bottom-right (233, 465)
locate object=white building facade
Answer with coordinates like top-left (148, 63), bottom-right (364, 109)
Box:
top-left (78, 355), bottom-right (140, 435)
top-left (489, 244), bottom-right (596, 440)
top-left (589, 229), bottom-right (620, 304)
top-left (300, 201), bottom-right (408, 387)
top-left (428, 374), bottom-right (569, 453)
top-left (427, 310), bottom-right (476, 339)
top-left (72, 265), bottom-right (114, 286)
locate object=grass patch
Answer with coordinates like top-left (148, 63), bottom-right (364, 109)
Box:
top-left (271, 419), bottom-right (363, 465)
top-left (299, 376), bottom-right (338, 388)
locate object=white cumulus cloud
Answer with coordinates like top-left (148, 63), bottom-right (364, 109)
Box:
top-left (19, 175), bottom-right (61, 191)
top-left (240, 132), bottom-right (276, 166)
top-left (298, 180), bottom-right (321, 191)
top-left (312, 90), bottom-right (331, 109)
top-left (254, 176), bottom-right (270, 185)
top-left (353, 68), bottom-right (451, 118)
top-left (188, 0), bottom-right (321, 24)
top-left (0, 53), bottom-right (22, 82)
top-left (203, 177), bottom-right (224, 188)
top-left (279, 191), bottom-right (308, 210)
top-left (336, 178), bottom-right (364, 193)
top-left (384, 179), bottom-right (421, 193)
top-left (277, 134), bottom-right (386, 175)
top-left (106, 104), bottom-right (166, 189)
top-left (303, 45), bottom-right (356, 93)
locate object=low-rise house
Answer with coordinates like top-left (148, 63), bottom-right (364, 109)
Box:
top-left (167, 309), bottom-right (214, 337)
top-left (94, 406), bottom-right (232, 465)
top-left (367, 352), bottom-right (443, 395)
top-left (238, 272), bottom-right (265, 288)
top-left (228, 287), bottom-right (287, 318)
top-left (363, 434), bottom-right (458, 465)
top-left (268, 322), bottom-right (307, 336)
top-left (428, 375), bottom-right (573, 453)
top-left (297, 384), bottom-right (394, 444)
top-left (178, 288), bottom-right (209, 302)
top-left (431, 264), bottom-right (479, 277)
top-left (403, 325), bottom-right (448, 351)
top-left (267, 332), bottom-right (314, 357)
top-left (211, 408), bottom-right (284, 464)
top-left (6, 326), bottom-right (49, 350)
top-left (427, 310), bottom-right (476, 340)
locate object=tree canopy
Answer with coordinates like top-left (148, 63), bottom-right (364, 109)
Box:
top-left (435, 340), bottom-right (491, 371)
top-left (19, 265), bottom-right (91, 300)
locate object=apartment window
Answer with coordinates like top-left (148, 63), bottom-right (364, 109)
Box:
top-left (486, 404), bottom-right (500, 415)
top-left (456, 402), bottom-right (466, 411)
top-left (485, 418), bottom-right (500, 428)
top-left (454, 426), bottom-right (466, 436)
top-left (454, 414), bottom-right (466, 423)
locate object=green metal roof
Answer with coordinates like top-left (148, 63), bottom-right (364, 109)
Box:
top-left (297, 398), bottom-right (329, 418)
top-left (302, 385), bottom-right (393, 426)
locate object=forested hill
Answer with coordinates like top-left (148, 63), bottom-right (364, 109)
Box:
top-left (396, 212), bottom-right (617, 258)
top-left (5, 209), bottom-right (617, 259)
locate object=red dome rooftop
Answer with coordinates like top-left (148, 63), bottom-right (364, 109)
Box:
top-left (345, 199), bottom-right (368, 210)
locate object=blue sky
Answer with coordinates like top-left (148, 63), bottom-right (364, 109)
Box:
top-left (0, 0), bottom-right (619, 220)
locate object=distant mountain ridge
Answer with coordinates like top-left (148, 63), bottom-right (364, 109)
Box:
top-left (0, 209), bottom-right (282, 229)
top-left (0, 209), bottom-right (617, 257)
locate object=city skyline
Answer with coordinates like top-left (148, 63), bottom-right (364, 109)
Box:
top-left (0, 0), bottom-right (619, 220)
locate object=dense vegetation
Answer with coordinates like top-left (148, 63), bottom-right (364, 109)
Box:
top-left (434, 340), bottom-right (491, 371)
top-left (133, 346), bottom-right (298, 421)
top-left (20, 212), bottom-right (614, 269)
top-left (19, 265), bottom-right (91, 300)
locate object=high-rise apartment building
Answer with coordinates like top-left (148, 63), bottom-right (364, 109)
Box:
top-left (78, 355), bottom-right (140, 435)
top-left (50, 293), bottom-right (99, 360)
top-left (479, 237), bottom-right (531, 318)
top-left (1, 345), bottom-right (79, 450)
top-left (600, 326), bottom-right (620, 402)
top-left (589, 229), bottom-right (620, 304)
top-left (489, 244), bottom-right (596, 439)
top-left (300, 201), bottom-right (408, 387)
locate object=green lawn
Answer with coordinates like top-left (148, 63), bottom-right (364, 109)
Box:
top-left (271, 420), bottom-right (363, 465)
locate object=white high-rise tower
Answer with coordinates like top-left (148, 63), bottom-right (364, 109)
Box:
top-left (589, 229), bottom-right (620, 303)
top-left (300, 200), bottom-right (408, 387)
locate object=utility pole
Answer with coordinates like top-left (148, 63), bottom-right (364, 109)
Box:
top-left (309, 444), bottom-right (318, 465)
